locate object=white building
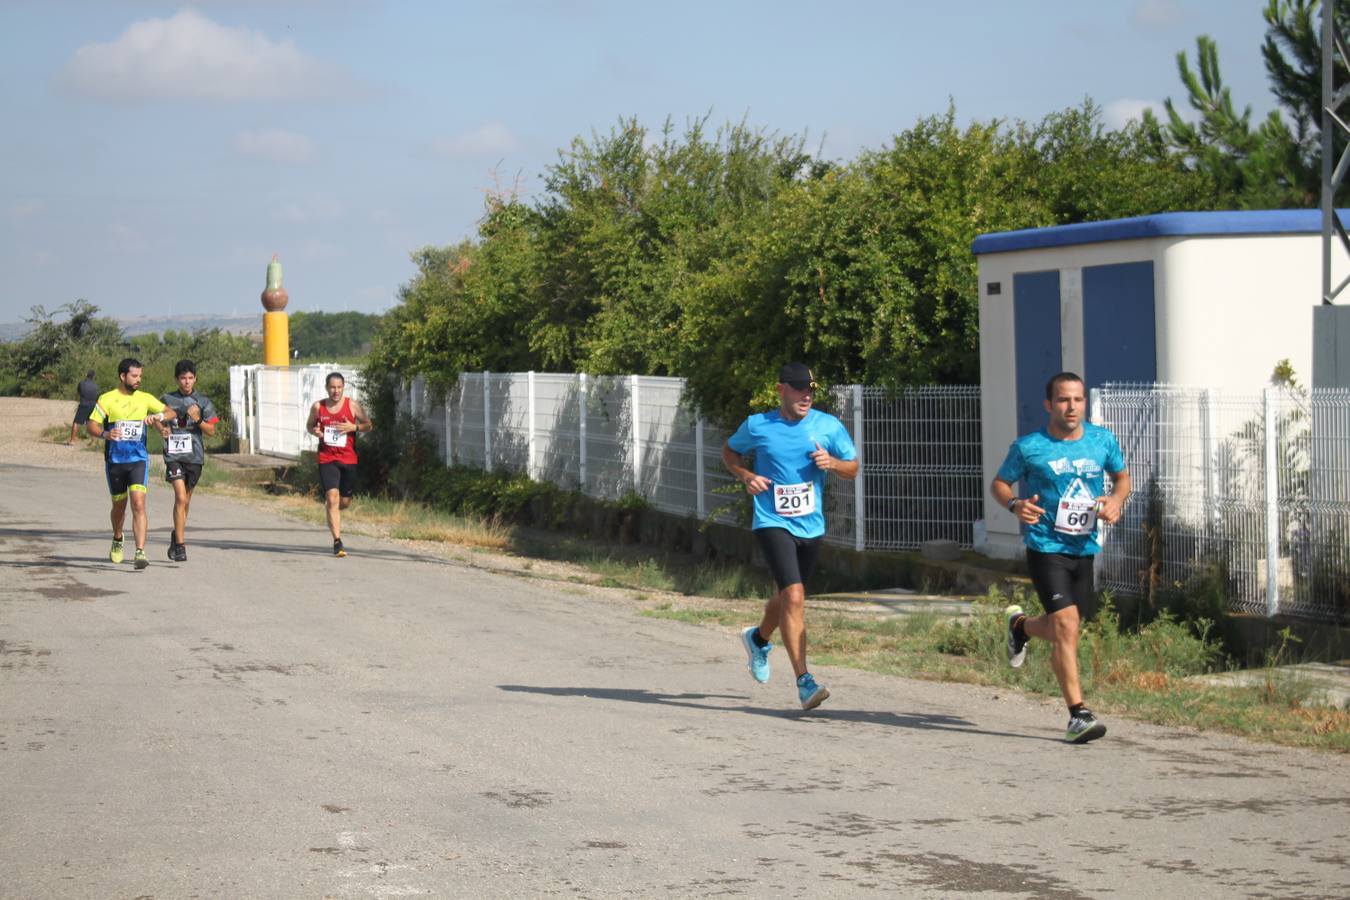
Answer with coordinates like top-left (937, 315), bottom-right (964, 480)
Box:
top-left (973, 210), bottom-right (1346, 559)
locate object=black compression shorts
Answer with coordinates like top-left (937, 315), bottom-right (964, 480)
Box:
top-left (1026, 548), bottom-right (1097, 618)
top-left (754, 527), bottom-right (821, 591)
top-left (319, 461), bottom-right (357, 498)
top-left (105, 460), bottom-right (148, 500)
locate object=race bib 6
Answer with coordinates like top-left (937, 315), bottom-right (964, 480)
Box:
top-left (322, 425), bottom-right (348, 448)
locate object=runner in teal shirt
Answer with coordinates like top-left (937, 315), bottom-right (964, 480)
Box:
top-left (990, 372), bottom-right (1131, 744)
top-left (996, 423), bottom-right (1124, 556)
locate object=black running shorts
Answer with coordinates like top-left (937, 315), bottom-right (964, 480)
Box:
top-left (319, 461), bottom-right (357, 498)
top-left (1026, 548), bottom-right (1097, 618)
top-left (754, 527), bottom-right (821, 591)
top-left (165, 460), bottom-right (203, 491)
top-left (73, 403), bottom-right (96, 425)
top-left (104, 460), bottom-right (148, 500)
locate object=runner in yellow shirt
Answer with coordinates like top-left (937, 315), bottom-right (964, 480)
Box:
top-left (86, 357), bottom-right (176, 569)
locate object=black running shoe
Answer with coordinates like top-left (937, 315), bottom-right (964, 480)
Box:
top-left (1066, 708), bottom-right (1107, 744)
top-left (167, 542), bottom-right (178, 562)
top-left (333, 539), bottom-right (346, 558)
top-left (175, 543), bottom-right (187, 562)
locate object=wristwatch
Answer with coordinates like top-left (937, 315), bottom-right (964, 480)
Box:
top-left (1007, 497), bottom-right (1019, 512)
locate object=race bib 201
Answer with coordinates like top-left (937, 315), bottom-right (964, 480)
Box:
top-left (773, 482), bottom-right (816, 518)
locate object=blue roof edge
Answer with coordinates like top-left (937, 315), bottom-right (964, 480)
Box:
top-left (971, 209), bottom-right (1350, 255)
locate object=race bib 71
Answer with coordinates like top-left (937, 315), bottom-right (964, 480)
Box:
top-left (166, 432), bottom-right (193, 455)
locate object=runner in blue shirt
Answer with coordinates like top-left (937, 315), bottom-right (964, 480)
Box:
top-left (722, 362), bottom-right (859, 710)
top-left (990, 371), bottom-right (1131, 743)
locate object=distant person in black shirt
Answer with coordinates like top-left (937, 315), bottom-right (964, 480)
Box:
top-left (68, 370), bottom-right (99, 444)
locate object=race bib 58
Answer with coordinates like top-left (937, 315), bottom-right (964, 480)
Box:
top-left (114, 420), bottom-right (144, 441)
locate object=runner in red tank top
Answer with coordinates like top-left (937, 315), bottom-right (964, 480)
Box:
top-left (305, 372), bottom-right (372, 557)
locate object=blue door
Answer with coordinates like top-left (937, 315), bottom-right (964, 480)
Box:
top-left (1082, 261), bottom-right (1157, 390)
top-left (1013, 270), bottom-right (1061, 438)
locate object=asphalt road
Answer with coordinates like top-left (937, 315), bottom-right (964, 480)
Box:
top-left (1, 463), bottom-right (1346, 898)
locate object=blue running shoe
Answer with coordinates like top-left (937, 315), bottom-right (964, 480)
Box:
top-left (797, 672), bottom-right (830, 710)
top-left (740, 626), bottom-right (771, 683)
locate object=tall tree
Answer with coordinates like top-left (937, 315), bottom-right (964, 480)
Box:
top-left (1144, 0), bottom-right (1350, 207)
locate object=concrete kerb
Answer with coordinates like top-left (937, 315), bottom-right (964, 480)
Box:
top-left (1188, 662), bottom-right (1350, 711)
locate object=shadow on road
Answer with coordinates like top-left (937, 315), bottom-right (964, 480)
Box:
top-left (497, 684), bottom-right (1059, 743)
top-left (0, 524), bottom-right (470, 567)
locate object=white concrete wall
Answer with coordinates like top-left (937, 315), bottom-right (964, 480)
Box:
top-left (1158, 235), bottom-right (1323, 387)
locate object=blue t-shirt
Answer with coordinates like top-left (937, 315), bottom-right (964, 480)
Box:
top-left (996, 423), bottom-right (1126, 556)
top-left (727, 408), bottom-right (858, 539)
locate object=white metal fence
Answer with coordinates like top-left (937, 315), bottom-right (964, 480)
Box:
top-left (1093, 384), bottom-right (1350, 624)
top-left (229, 364), bottom-right (366, 458)
top-left (226, 368), bottom-right (1349, 623)
top-left (401, 373), bottom-right (984, 553)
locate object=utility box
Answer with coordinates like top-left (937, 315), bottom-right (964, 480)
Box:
top-left (972, 210), bottom-right (1349, 559)
top-left (1313, 304), bottom-right (1350, 388)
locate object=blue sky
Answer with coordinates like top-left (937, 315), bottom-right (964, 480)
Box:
top-left (1, 1), bottom-right (1278, 324)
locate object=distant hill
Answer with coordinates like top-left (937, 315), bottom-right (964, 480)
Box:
top-left (0, 313), bottom-right (263, 342)
top-left (118, 314), bottom-right (263, 338)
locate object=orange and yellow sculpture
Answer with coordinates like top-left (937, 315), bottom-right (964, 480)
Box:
top-left (261, 254), bottom-right (290, 366)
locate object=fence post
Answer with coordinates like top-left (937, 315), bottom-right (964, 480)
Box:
top-left (1264, 387), bottom-right (1280, 617)
top-left (631, 374), bottom-right (642, 496)
top-left (250, 368), bottom-right (259, 452)
top-left (444, 390), bottom-right (453, 466)
top-left (527, 371), bottom-right (537, 479)
top-left (579, 373), bottom-right (588, 493)
top-left (410, 375), bottom-right (421, 420)
top-left (1203, 389), bottom-right (1219, 554)
top-left (695, 416), bottom-right (706, 519)
top-left (853, 384), bottom-right (865, 552)
top-left (483, 372), bottom-right (493, 473)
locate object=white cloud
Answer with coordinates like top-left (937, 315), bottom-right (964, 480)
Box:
top-left (61, 9), bottom-right (352, 103)
top-left (234, 128), bottom-right (317, 164)
top-left (108, 222), bottom-right (147, 252)
top-left (8, 200), bottom-right (46, 219)
top-left (358, 285), bottom-right (389, 304)
top-left (431, 122), bottom-right (522, 160)
top-left (274, 196), bottom-right (342, 223)
top-left (296, 238), bottom-right (342, 263)
top-left (1104, 98), bottom-right (1167, 130)
top-left (1131, 0), bottom-right (1181, 30)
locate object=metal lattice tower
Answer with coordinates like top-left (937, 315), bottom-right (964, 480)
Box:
top-left (1322, 0), bottom-right (1350, 304)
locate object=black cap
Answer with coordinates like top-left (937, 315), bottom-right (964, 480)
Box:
top-left (778, 362), bottom-right (817, 390)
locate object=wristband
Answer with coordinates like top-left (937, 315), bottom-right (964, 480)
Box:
top-left (1007, 497), bottom-right (1019, 512)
